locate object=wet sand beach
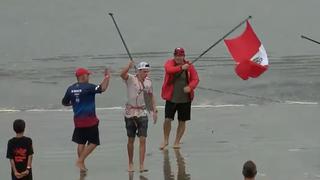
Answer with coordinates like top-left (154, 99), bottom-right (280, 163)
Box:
top-left (1, 104), bottom-right (319, 180)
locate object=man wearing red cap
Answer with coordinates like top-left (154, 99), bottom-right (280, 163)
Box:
top-left (62, 67), bottom-right (110, 173)
top-left (160, 48), bottom-right (199, 149)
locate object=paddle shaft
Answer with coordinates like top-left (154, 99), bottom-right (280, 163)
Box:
top-left (171, 15), bottom-right (252, 83)
top-left (301, 35), bottom-right (320, 45)
top-left (108, 13), bottom-right (137, 71)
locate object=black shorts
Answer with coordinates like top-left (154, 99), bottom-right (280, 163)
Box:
top-left (72, 124), bottom-right (100, 145)
top-left (165, 101), bottom-right (191, 121)
top-left (125, 116), bottom-right (148, 138)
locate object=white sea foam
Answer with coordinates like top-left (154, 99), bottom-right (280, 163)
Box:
top-left (0, 102), bottom-right (317, 113)
top-left (284, 101), bottom-right (318, 105)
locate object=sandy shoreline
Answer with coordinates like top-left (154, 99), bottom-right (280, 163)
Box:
top-left (0, 103), bottom-right (319, 179)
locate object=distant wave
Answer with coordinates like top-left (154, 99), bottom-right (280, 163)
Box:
top-left (0, 109), bottom-right (20, 112)
top-left (0, 102), bottom-right (317, 112)
top-left (284, 101), bottom-right (318, 105)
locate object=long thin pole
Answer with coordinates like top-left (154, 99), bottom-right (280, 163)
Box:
top-left (191, 15), bottom-right (252, 64)
top-left (301, 35), bottom-right (320, 45)
top-left (108, 13), bottom-right (137, 71)
top-left (171, 16), bottom-right (252, 83)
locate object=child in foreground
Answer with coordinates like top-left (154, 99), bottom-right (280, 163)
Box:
top-left (6, 119), bottom-right (34, 180)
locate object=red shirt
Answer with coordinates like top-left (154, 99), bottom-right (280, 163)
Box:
top-left (161, 59), bottom-right (199, 101)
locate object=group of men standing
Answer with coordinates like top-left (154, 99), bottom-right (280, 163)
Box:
top-left (62, 47), bottom-right (199, 173)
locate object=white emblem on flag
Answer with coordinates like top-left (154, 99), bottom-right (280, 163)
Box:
top-left (250, 45), bottom-right (268, 66)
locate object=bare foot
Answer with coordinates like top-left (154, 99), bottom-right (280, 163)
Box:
top-left (173, 144), bottom-right (181, 149)
top-left (76, 160), bottom-right (87, 173)
top-left (139, 163), bottom-right (149, 173)
top-left (140, 169), bottom-right (149, 173)
top-left (128, 163), bottom-right (134, 172)
top-left (139, 168), bottom-right (149, 173)
top-left (159, 142), bottom-right (168, 150)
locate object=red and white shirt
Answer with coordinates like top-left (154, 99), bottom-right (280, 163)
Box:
top-left (124, 74), bottom-right (153, 118)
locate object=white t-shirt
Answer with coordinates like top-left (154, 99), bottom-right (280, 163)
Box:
top-left (124, 74), bottom-right (153, 118)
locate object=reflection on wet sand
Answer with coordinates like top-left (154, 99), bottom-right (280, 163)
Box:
top-left (163, 149), bottom-right (191, 180)
top-left (128, 171), bottom-right (149, 180)
top-left (79, 172), bottom-right (86, 180)
top-left (129, 172), bottom-right (134, 180)
top-left (139, 175), bottom-right (149, 180)
top-left (163, 149), bottom-right (174, 180)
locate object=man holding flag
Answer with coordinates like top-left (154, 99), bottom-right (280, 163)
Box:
top-left (160, 48), bottom-right (199, 150)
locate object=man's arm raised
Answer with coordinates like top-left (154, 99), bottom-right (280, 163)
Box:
top-left (120, 60), bottom-right (134, 80)
top-left (99, 68), bottom-right (111, 92)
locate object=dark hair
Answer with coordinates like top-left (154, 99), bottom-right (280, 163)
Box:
top-left (242, 160), bottom-right (257, 178)
top-left (13, 119), bottom-right (25, 133)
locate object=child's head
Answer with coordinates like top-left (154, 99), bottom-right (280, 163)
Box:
top-left (13, 119), bottom-right (25, 134)
top-left (242, 160), bottom-right (257, 179)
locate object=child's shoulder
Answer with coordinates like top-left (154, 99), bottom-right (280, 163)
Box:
top-left (8, 136), bottom-right (32, 143)
top-left (23, 136), bottom-right (33, 142)
top-left (7, 137), bottom-right (15, 144)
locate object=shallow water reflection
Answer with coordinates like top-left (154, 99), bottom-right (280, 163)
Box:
top-left (163, 149), bottom-right (191, 180)
top-left (128, 171), bottom-right (149, 180)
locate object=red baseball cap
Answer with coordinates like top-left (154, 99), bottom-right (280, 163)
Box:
top-left (174, 47), bottom-right (185, 56)
top-left (75, 67), bottom-right (91, 77)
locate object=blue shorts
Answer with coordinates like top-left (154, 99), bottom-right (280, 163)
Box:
top-left (125, 116), bottom-right (148, 137)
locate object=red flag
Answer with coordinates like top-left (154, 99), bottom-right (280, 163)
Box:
top-left (224, 21), bottom-right (269, 80)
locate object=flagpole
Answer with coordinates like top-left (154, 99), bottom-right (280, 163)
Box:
top-left (301, 35), bottom-right (320, 45)
top-left (171, 15), bottom-right (252, 83)
top-left (191, 15), bottom-right (252, 64)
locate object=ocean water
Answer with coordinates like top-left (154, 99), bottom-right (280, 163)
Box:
top-left (0, 0), bottom-right (320, 110)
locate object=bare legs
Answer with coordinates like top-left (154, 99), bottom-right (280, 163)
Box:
top-left (160, 118), bottom-right (172, 149)
top-left (173, 121), bottom-right (186, 149)
top-left (160, 119), bottom-right (186, 149)
top-left (127, 137), bottom-right (135, 172)
top-left (76, 143), bottom-right (97, 172)
top-left (127, 137), bottom-right (147, 172)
